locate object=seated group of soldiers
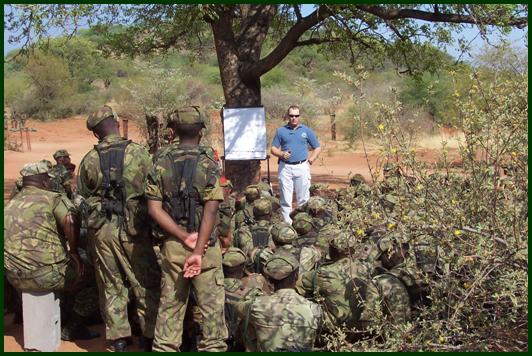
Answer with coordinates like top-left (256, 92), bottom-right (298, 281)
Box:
top-left (4, 105), bottom-right (440, 352)
top-left (216, 170), bottom-right (424, 351)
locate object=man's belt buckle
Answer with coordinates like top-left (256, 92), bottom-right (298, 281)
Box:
top-left (285, 159), bottom-right (306, 165)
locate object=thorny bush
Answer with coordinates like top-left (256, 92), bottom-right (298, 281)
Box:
top-left (327, 69), bottom-right (527, 351)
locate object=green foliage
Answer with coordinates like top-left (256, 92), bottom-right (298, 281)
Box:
top-left (400, 72), bottom-right (456, 126)
top-left (3, 73), bottom-right (29, 106)
top-left (330, 68), bottom-right (528, 351)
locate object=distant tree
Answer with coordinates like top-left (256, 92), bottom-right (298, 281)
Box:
top-left (5, 4), bottom-right (527, 190)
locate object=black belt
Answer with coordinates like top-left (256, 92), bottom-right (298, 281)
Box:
top-left (283, 159), bottom-right (307, 165)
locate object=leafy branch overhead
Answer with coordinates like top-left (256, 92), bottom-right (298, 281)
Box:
top-left (5, 4), bottom-right (528, 77)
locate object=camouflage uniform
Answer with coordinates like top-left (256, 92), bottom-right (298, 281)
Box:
top-left (78, 106), bottom-right (161, 341)
top-left (4, 162), bottom-right (98, 320)
top-left (271, 222), bottom-right (321, 273)
top-left (235, 254), bottom-right (322, 352)
top-left (296, 231), bottom-right (374, 331)
top-left (233, 198), bottom-right (276, 260)
top-left (146, 108), bottom-right (227, 352)
top-left (234, 185), bottom-right (261, 229)
top-left (292, 212), bottom-right (319, 247)
top-left (222, 248), bottom-right (264, 351)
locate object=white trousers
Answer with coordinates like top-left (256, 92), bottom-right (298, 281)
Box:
top-left (278, 161), bottom-right (311, 224)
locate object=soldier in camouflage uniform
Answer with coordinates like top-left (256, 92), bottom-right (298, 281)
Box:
top-left (218, 177), bottom-right (236, 253)
top-left (296, 230), bottom-right (376, 332)
top-left (234, 185), bottom-right (261, 229)
top-left (4, 161), bottom-right (99, 340)
top-left (78, 105), bottom-right (161, 352)
top-left (290, 195), bottom-right (337, 231)
top-left (236, 253), bottom-right (323, 351)
top-left (233, 198), bottom-right (276, 261)
top-left (146, 106), bottom-right (227, 352)
top-left (222, 247), bottom-right (267, 351)
top-left (292, 212), bottom-right (319, 248)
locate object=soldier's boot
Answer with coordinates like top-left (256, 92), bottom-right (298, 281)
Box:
top-left (113, 338), bottom-right (128, 352)
top-left (61, 313), bottom-right (100, 341)
top-left (139, 336), bottom-right (154, 352)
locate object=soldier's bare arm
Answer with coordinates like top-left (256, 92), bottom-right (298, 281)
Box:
top-left (63, 212), bottom-right (84, 277)
top-left (147, 199), bottom-right (198, 249)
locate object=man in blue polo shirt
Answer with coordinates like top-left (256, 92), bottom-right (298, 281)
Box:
top-left (271, 105), bottom-right (321, 223)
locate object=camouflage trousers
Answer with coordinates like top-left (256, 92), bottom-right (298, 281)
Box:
top-left (5, 257), bottom-right (99, 318)
top-left (153, 237), bottom-right (228, 352)
top-left (88, 220), bottom-right (161, 340)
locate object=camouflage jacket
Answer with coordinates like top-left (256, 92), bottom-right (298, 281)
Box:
top-left (146, 141), bottom-right (223, 238)
top-left (233, 220), bottom-right (276, 258)
top-left (77, 134), bottom-right (151, 233)
top-left (296, 257), bottom-right (374, 330)
top-left (4, 186), bottom-right (75, 273)
top-left (236, 288), bottom-right (322, 352)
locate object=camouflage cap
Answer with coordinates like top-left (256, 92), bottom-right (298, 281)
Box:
top-left (20, 160), bottom-right (54, 177)
top-left (307, 196), bottom-right (326, 214)
top-left (222, 247), bottom-right (247, 268)
top-left (253, 198), bottom-right (272, 217)
top-left (350, 173), bottom-right (366, 185)
top-left (263, 253), bottom-right (299, 280)
top-left (330, 232), bottom-right (356, 253)
top-left (87, 105), bottom-right (117, 131)
top-left (50, 164), bottom-right (69, 182)
top-left (167, 106), bottom-right (205, 127)
top-left (292, 212), bottom-right (313, 235)
top-left (244, 185), bottom-right (261, 202)
top-left (52, 149), bottom-right (70, 160)
top-left (257, 181), bottom-right (272, 196)
top-left (271, 222), bottom-right (298, 245)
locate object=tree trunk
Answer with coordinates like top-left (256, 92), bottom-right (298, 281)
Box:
top-left (209, 8), bottom-right (268, 192)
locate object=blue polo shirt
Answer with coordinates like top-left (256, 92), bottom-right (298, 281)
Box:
top-left (271, 124), bottom-right (320, 163)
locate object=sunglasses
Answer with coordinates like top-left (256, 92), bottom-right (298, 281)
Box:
top-left (288, 114), bottom-right (300, 118)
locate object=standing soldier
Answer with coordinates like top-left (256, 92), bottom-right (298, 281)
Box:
top-left (78, 105), bottom-right (161, 352)
top-left (146, 106), bottom-right (228, 352)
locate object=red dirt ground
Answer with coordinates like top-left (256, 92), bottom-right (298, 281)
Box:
top-left (3, 116), bottom-right (461, 352)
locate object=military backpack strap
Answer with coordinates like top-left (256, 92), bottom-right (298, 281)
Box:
top-left (164, 149), bottom-right (202, 232)
top-left (250, 223), bottom-right (271, 248)
top-left (94, 139), bottom-right (131, 227)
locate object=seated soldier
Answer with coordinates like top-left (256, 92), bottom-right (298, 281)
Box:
top-left (236, 253), bottom-right (323, 352)
top-left (290, 196), bottom-right (337, 231)
top-left (234, 185), bottom-right (262, 229)
top-left (222, 247), bottom-right (268, 351)
top-left (292, 212), bottom-right (319, 247)
top-left (233, 198), bottom-right (276, 260)
top-left (296, 230), bottom-right (375, 332)
top-left (4, 161), bottom-right (99, 341)
top-left (271, 222), bottom-right (321, 274)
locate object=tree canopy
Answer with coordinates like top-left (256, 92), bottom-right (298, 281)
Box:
top-left (4, 3), bottom-right (528, 189)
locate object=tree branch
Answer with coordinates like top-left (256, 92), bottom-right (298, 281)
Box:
top-left (355, 5), bottom-right (528, 29)
top-left (249, 4), bottom-right (334, 77)
top-left (294, 37), bottom-right (341, 47)
top-left (293, 4), bottom-right (302, 22)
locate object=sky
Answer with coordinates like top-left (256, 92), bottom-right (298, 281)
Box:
top-left (3, 4), bottom-right (528, 61)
